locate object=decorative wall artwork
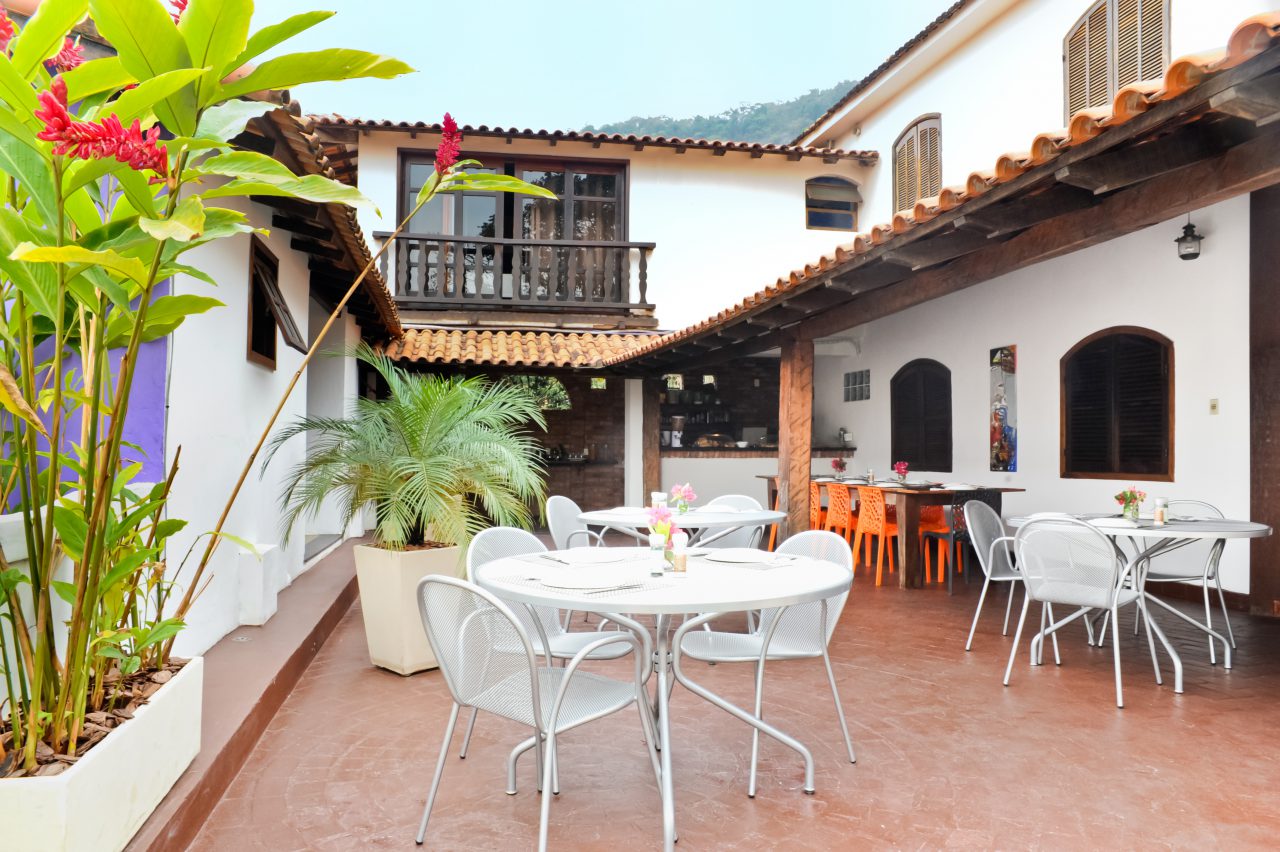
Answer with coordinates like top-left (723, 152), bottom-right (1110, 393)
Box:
top-left (990, 346), bottom-right (1017, 471)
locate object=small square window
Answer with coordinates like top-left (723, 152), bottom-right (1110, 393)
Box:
top-left (590, 377), bottom-right (607, 390)
top-left (664, 374), bottom-right (684, 390)
top-left (843, 370), bottom-right (870, 402)
top-left (702, 375), bottom-right (716, 386)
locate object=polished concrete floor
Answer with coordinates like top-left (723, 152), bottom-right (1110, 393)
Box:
top-left (192, 566), bottom-right (1280, 850)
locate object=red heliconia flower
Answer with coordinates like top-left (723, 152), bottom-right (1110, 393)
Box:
top-left (170, 0), bottom-right (188, 24)
top-left (35, 77), bottom-right (169, 177)
top-left (0, 8), bottom-right (15, 54)
top-left (51, 37), bottom-right (83, 72)
top-left (435, 113), bottom-right (461, 175)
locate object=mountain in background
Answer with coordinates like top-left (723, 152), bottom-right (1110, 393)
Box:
top-left (581, 79), bottom-right (853, 145)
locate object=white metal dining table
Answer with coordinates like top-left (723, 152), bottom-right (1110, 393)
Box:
top-left (474, 547), bottom-right (851, 852)
top-left (1010, 514), bottom-right (1271, 693)
top-left (578, 506), bottom-right (786, 546)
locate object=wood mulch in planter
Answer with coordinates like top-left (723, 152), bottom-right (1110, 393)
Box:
top-left (0, 657), bottom-right (189, 778)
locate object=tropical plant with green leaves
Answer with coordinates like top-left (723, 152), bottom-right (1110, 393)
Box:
top-left (266, 345), bottom-right (549, 551)
top-left (0, 0), bottom-right (553, 778)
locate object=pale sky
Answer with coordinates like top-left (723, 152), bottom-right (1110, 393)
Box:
top-left (251, 0), bottom-right (958, 130)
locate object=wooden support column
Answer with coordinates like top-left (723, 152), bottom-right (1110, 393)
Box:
top-left (642, 378), bottom-right (662, 500)
top-left (777, 332), bottom-right (814, 539)
top-left (1250, 184), bottom-right (1280, 617)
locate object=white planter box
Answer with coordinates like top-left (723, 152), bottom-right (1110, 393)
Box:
top-left (0, 657), bottom-right (203, 852)
top-left (354, 545), bottom-right (462, 675)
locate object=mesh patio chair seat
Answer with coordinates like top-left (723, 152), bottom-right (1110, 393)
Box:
top-left (963, 499), bottom-right (1024, 650)
top-left (703, 494), bottom-right (765, 549)
top-left (822, 482), bottom-right (856, 542)
top-left (414, 576), bottom-right (660, 850)
top-left (678, 530), bottom-right (856, 797)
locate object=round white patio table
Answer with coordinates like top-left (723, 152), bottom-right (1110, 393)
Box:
top-left (578, 505), bottom-right (786, 546)
top-left (474, 547), bottom-right (851, 852)
top-left (1009, 514), bottom-right (1271, 693)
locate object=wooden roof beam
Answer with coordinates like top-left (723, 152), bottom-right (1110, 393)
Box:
top-left (955, 185), bottom-right (1097, 237)
top-left (1210, 73), bottom-right (1280, 127)
top-left (1054, 124), bottom-right (1227, 195)
top-left (272, 213), bottom-right (333, 242)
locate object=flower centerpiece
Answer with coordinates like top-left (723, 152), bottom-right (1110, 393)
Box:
top-left (1115, 485), bottom-right (1147, 521)
top-left (831, 458), bottom-right (848, 480)
top-left (670, 482), bottom-right (697, 514)
top-left (647, 505), bottom-right (682, 565)
top-left (893, 460), bottom-right (910, 482)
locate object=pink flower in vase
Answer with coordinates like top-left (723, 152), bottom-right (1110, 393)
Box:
top-left (831, 458), bottom-right (847, 473)
top-left (892, 461), bottom-right (909, 479)
top-left (669, 483), bottom-right (697, 511)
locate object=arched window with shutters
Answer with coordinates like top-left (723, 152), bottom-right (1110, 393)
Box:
top-left (1064, 0), bottom-right (1170, 120)
top-left (805, 176), bottom-right (861, 231)
top-left (890, 359), bottom-right (952, 472)
top-left (1061, 326), bottom-right (1173, 480)
top-left (892, 115), bottom-right (941, 214)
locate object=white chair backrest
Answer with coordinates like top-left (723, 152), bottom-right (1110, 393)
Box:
top-left (466, 527), bottom-right (560, 643)
top-left (1014, 516), bottom-right (1124, 608)
top-left (964, 500), bottom-right (1017, 580)
top-left (546, 495), bottom-right (589, 550)
top-left (704, 494), bottom-right (764, 549)
top-left (761, 531), bottom-right (855, 648)
top-left (417, 575), bottom-right (544, 727)
top-left (1166, 499), bottom-right (1224, 520)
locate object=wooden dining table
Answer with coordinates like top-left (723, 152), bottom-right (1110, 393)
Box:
top-left (812, 479), bottom-right (1025, 589)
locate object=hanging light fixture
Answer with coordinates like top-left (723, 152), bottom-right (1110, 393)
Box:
top-left (1175, 214), bottom-right (1203, 261)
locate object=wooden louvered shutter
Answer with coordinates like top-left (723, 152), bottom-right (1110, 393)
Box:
top-left (891, 360), bottom-right (953, 472)
top-left (894, 132), bottom-right (917, 213)
top-left (918, 121), bottom-right (941, 200)
top-left (1062, 329), bottom-right (1172, 478)
top-left (1137, 0), bottom-right (1168, 82)
top-left (1086, 2), bottom-right (1110, 108)
top-left (1066, 0), bottom-right (1168, 119)
top-left (1066, 18), bottom-right (1091, 116)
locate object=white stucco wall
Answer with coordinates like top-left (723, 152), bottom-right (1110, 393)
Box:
top-left (351, 132), bottom-right (872, 331)
top-left (165, 198), bottom-right (363, 655)
top-left (812, 197), bottom-right (1252, 591)
top-left (814, 0), bottom-right (1280, 228)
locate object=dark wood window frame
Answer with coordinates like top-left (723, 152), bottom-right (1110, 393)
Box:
top-left (1060, 325), bottom-right (1174, 481)
top-left (397, 149), bottom-right (630, 241)
top-left (246, 236), bottom-right (305, 370)
top-left (890, 358), bottom-right (953, 472)
top-left (892, 113), bottom-right (942, 214)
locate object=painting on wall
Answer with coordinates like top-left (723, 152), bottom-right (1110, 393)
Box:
top-left (990, 346), bottom-right (1017, 472)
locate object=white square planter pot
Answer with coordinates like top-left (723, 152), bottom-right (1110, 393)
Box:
top-left (354, 545), bottom-right (462, 675)
top-left (0, 656), bottom-right (203, 852)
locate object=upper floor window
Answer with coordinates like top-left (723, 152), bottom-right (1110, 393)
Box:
top-left (1061, 326), bottom-right (1172, 480)
top-left (805, 176), bottom-right (860, 231)
top-left (893, 115), bottom-right (941, 214)
top-left (1065, 0), bottom-right (1169, 119)
top-left (246, 237), bottom-right (305, 369)
top-left (890, 359), bottom-right (952, 472)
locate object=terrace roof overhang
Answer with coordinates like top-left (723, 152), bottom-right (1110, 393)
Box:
top-left (608, 13), bottom-right (1280, 376)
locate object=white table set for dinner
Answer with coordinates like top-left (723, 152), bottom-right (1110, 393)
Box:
top-left (1009, 512), bottom-right (1270, 693)
top-left (474, 543), bottom-right (852, 852)
top-left (577, 505), bottom-right (785, 546)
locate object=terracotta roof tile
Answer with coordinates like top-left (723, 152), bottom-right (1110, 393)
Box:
top-left (610, 12), bottom-right (1280, 367)
top-left (382, 328), bottom-right (660, 369)
top-left (307, 116), bottom-right (878, 164)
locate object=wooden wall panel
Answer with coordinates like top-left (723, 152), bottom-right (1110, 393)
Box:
top-left (643, 378), bottom-right (661, 499)
top-left (1250, 183), bottom-right (1280, 617)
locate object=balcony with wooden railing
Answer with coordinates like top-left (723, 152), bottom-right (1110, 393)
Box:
top-left (374, 233), bottom-right (655, 318)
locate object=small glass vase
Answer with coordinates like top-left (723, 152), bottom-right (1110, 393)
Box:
top-left (1122, 502), bottom-right (1140, 521)
top-left (675, 499), bottom-right (689, 514)
top-left (898, 473), bottom-right (907, 483)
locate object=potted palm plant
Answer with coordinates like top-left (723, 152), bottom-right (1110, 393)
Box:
top-left (267, 346), bottom-right (547, 675)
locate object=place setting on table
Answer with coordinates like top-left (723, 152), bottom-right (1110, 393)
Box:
top-left (577, 483), bottom-right (785, 546)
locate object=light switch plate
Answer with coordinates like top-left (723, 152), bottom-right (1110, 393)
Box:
top-left (1209, 398), bottom-right (1220, 415)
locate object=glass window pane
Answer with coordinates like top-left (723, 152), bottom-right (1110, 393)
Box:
top-left (807, 210), bottom-right (855, 230)
top-left (574, 200), bottom-right (616, 240)
top-left (408, 194), bottom-right (446, 233)
top-left (522, 197), bottom-right (563, 239)
top-left (460, 196), bottom-right (497, 237)
top-left (573, 172), bottom-right (617, 198)
top-left (407, 162), bottom-right (434, 191)
top-left (522, 169), bottom-right (565, 195)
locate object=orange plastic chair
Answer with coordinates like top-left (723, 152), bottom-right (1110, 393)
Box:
top-left (919, 505), bottom-right (951, 583)
top-left (823, 482), bottom-right (855, 542)
top-left (852, 487), bottom-right (899, 586)
top-left (809, 481), bottom-right (827, 530)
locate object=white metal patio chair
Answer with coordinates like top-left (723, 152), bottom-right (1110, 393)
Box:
top-left (677, 529), bottom-right (856, 797)
top-left (413, 575), bottom-right (661, 850)
top-left (1006, 515), bottom-right (1160, 708)
top-left (1141, 499), bottom-right (1236, 661)
top-left (546, 495), bottom-right (604, 550)
top-left (963, 500), bottom-right (1024, 651)
top-left (459, 528), bottom-right (631, 758)
top-left (701, 494), bottom-right (765, 549)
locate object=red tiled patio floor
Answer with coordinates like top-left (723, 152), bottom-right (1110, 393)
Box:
top-left (192, 570), bottom-right (1280, 850)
